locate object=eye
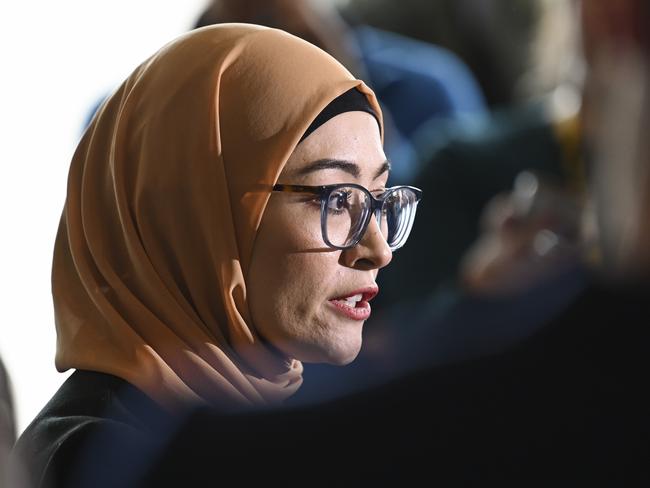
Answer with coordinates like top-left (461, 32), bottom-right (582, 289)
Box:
top-left (326, 190), bottom-right (352, 214)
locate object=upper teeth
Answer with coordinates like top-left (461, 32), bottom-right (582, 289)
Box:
top-left (341, 294), bottom-right (362, 307)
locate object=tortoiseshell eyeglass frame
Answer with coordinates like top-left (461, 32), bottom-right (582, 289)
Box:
top-left (272, 183), bottom-right (422, 250)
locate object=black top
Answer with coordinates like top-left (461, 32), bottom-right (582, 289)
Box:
top-left (12, 370), bottom-right (173, 488)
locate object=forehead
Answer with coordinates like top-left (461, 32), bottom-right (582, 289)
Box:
top-left (280, 111), bottom-right (386, 182)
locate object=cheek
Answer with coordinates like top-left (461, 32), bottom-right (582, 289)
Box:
top-left (263, 199), bottom-right (323, 253)
top-left (251, 252), bottom-right (341, 358)
top-left (272, 254), bottom-right (334, 322)
top-left (247, 200), bottom-right (339, 343)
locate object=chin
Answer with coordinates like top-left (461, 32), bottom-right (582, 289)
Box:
top-left (321, 352), bottom-right (357, 366)
top-left (294, 338), bottom-right (362, 366)
top-left (321, 339), bottom-right (363, 366)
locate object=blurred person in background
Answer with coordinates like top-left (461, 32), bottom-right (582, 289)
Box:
top-left (346, 0), bottom-right (566, 109)
top-left (378, 0), bottom-right (584, 300)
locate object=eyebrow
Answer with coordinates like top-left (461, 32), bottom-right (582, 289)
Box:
top-left (293, 158), bottom-right (392, 180)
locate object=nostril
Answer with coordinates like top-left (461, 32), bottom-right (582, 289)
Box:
top-left (354, 258), bottom-right (379, 271)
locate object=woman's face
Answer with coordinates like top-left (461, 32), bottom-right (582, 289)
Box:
top-left (247, 111), bottom-right (392, 365)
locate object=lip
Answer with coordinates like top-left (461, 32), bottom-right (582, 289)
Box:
top-left (328, 286), bottom-right (379, 321)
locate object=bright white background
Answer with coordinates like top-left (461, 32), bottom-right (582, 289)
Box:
top-left (0, 0), bottom-right (209, 434)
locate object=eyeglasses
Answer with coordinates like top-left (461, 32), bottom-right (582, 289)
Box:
top-left (272, 183), bottom-right (422, 250)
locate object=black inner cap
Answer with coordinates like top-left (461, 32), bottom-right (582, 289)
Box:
top-left (299, 88), bottom-right (381, 143)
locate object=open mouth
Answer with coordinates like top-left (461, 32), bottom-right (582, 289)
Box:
top-left (328, 288), bottom-right (378, 321)
top-left (335, 293), bottom-right (364, 308)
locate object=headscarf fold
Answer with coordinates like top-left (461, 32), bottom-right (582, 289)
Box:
top-left (52, 24), bottom-right (383, 411)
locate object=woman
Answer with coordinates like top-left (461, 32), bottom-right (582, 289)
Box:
top-left (13, 24), bottom-right (421, 486)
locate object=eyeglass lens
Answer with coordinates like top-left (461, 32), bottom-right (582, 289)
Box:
top-left (323, 186), bottom-right (419, 250)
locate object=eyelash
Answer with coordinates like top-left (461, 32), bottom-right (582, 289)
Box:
top-left (303, 194), bottom-right (349, 215)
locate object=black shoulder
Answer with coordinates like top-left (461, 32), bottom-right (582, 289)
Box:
top-left (14, 415), bottom-right (149, 488)
top-left (12, 370), bottom-right (161, 488)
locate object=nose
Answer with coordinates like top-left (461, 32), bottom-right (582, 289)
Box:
top-left (340, 214), bottom-right (393, 270)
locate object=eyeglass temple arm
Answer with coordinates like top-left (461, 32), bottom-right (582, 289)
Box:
top-left (272, 184), bottom-right (325, 195)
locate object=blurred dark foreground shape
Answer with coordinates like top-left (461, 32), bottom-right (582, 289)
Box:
top-left (34, 283), bottom-right (650, 486)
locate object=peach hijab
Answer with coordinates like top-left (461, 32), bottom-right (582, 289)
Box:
top-left (52, 24), bottom-right (382, 411)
